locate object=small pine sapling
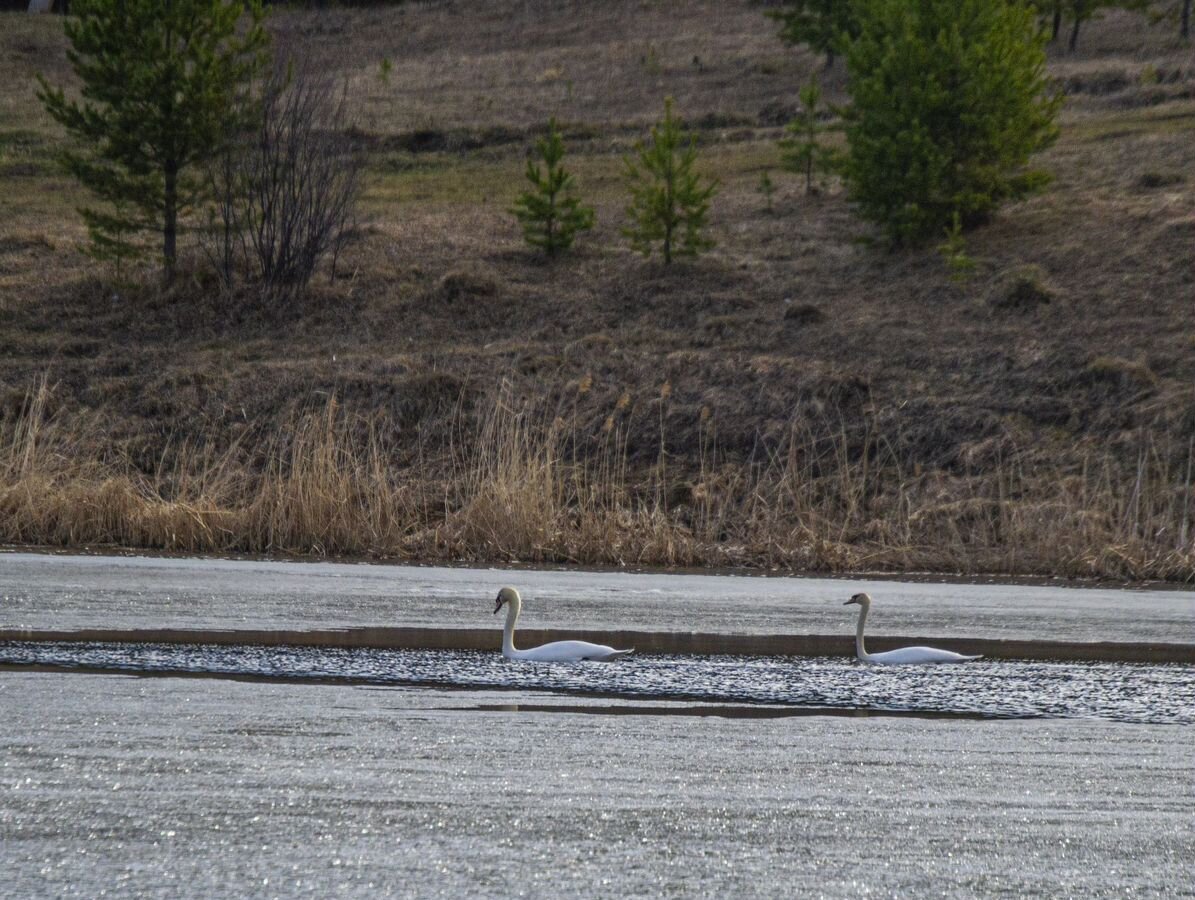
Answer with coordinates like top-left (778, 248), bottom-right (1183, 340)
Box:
top-left (937, 212), bottom-right (977, 284)
top-left (622, 98), bottom-right (718, 264)
top-left (511, 118), bottom-right (594, 257)
top-left (757, 170), bottom-right (776, 213)
top-left (79, 196), bottom-right (144, 283)
top-left (779, 78), bottom-right (840, 194)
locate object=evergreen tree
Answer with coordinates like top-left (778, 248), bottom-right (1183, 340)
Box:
top-left (769, 0), bottom-right (860, 69)
top-left (510, 118), bottom-right (594, 257)
top-left (842, 0), bottom-right (1060, 246)
top-left (38, 0), bottom-right (267, 283)
top-left (622, 98), bottom-right (718, 265)
top-left (779, 78), bottom-right (840, 194)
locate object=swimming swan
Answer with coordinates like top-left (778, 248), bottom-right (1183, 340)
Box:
top-left (493, 587), bottom-right (634, 662)
top-left (844, 592), bottom-right (982, 665)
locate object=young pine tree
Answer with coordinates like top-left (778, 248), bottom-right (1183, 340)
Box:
top-left (757, 170), bottom-right (776, 213)
top-left (779, 78), bottom-right (840, 194)
top-left (843, 0), bottom-right (1060, 246)
top-left (510, 118), bottom-right (594, 257)
top-left (38, 0), bottom-right (268, 284)
top-left (623, 98), bottom-right (718, 265)
top-left (937, 212), bottom-right (977, 284)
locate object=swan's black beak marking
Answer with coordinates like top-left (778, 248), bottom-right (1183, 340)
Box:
top-left (493, 596), bottom-right (504, 615)
top-left (843, 598), bottom-right (855, 605)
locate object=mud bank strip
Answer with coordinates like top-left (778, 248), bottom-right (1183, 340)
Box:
top-left (1, 628), bottom-right (1192, 664)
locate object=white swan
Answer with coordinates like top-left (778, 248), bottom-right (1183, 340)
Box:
top-left (844, 592), bottom-right (982, 665)
top-left (493, 587), bottom-right (634, 662)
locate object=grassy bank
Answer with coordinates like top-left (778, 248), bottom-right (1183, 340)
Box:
top-left (1, 2), bottom-right (1193, 580)
top-left (4, 379), bottom-right (1191, 579)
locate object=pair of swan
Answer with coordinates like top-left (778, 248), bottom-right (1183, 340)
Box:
top-left (492, 587), bottom-right (981, 666)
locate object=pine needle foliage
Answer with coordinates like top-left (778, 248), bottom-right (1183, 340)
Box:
top-left (37, 0), bottom-right (268, 283)
top-left (842, 0), bottom-right (1061, 246)
top-left (937, 212), bottom-right (977, 284)
top-left (757, 170), bottom-right (776, 213)
top-left (768, 0), bottom-right (861, 69)
top-left (510, 118), bottom-right (594, 257)
top-left (779, 78), bottom-right (841, 194)
top-left (622, 98), bottom-right (718, 265)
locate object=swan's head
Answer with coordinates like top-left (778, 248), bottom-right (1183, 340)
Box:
top-left (493, 586), bottom-right (521, 615)
top-left (844, 592), bottom-right (872, 607)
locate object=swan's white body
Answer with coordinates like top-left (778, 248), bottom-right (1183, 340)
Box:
top-left (845, 593), bottom-right (982, 665)
top-left (494, 587), bottom-right (633, 663)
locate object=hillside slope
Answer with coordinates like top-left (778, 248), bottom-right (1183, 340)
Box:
top-left (1, 2), bottom-right (1192, 578)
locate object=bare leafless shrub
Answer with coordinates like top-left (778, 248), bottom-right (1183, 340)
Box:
top-left (205, 53), bottom-right (363, 301)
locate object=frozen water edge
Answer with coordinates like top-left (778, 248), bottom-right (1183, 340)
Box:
top-left (3, 551), bottom-right (1193, 643)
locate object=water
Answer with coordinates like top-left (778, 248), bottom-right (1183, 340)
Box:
top-left (1, 671), bottom-right (1192, 898)
top-left (3, 642), bottom-right (1193, 725)
top-left (3, 553), bottom-right (1194, 896)
top-left (2, 551), bottom-right (1194, 642)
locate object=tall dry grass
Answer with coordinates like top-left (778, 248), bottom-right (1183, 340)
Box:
top-left (1, 378), bottom-right (1191, 580)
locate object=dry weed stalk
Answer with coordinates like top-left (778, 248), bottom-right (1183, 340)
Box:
top-left (0, 381), bottom-right (1191, 580)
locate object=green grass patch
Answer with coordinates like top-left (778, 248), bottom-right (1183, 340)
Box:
top-left (1063, 103), bottom-right (1195, 143)
top-left (365, 140), bottom-right (782, 209)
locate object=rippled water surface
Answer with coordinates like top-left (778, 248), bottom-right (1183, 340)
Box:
top-left (4, 641), bottom-right (1192, 725)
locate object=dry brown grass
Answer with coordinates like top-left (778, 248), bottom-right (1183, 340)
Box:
top-left (2, 378), bottom-right (1191, 580)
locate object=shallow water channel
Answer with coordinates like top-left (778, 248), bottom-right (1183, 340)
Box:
top-left (5, 642), bottom-right (1194, 725)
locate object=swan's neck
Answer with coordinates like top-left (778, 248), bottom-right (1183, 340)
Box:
top-left (503, 597), bottom-right (521, 655)
top-left (855, 602), bottom-right (872, 662)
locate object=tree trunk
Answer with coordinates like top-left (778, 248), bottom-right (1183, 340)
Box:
top-left (1068, 16), bottom-right (1082, 53)
top-left (1183, 0), bottom-right (1191, 41)
top-left (163, 160), bottom-right (178, 284)
top-left (663, 153), bottom-right (674, 265)
top-left (823, 50), bottom-right (835, 71)
top-left (1051, 4), bottom-right (1062, 42)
